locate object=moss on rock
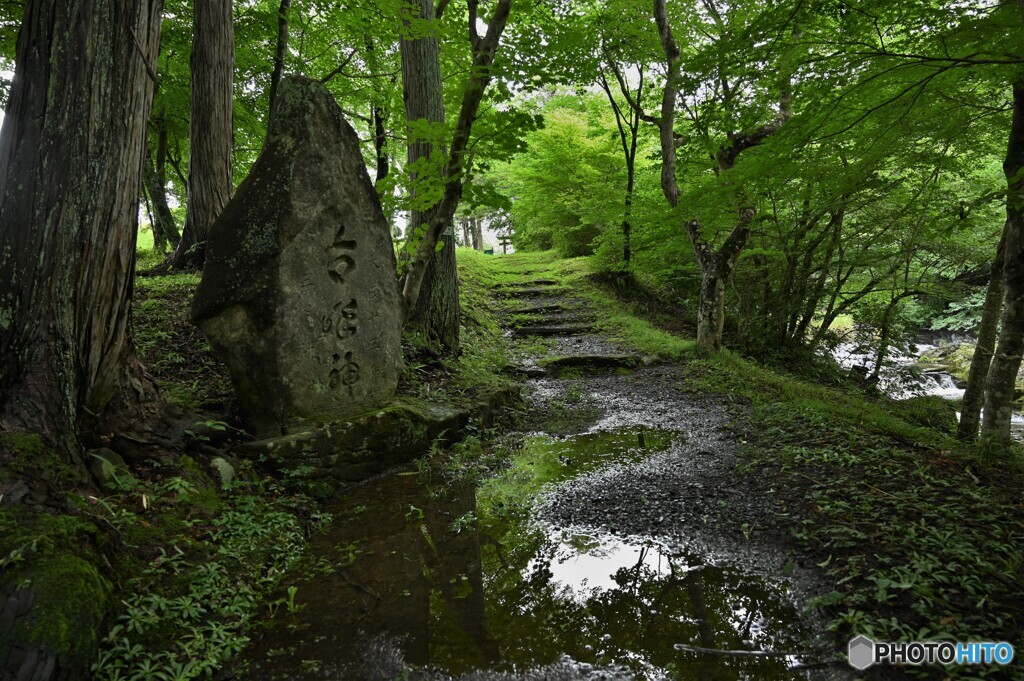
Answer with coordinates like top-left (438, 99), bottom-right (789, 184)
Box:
top-left (0, 508), bottom-right (110, 678)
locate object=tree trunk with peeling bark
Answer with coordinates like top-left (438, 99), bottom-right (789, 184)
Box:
top-left (0, 0), bottom-right (163, 456)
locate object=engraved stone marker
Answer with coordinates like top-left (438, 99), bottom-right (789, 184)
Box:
top-left (192, 76), bottom-right (403, 437)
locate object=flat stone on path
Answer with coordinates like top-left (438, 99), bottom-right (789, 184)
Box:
top-left (512, 324), bottom-right (593, 338)
top-left (542, 354), bottom-right (641, 372)
top-left (498, 278), bottom-right (559, 287)
top-left (498, 287), bottom-right (564, 299)
top-left (512, 303), bottom-right (564, 315)
top-left (192, 76), bottom-right (402, 437)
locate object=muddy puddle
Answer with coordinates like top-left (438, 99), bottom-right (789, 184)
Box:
top-left (237, 427), bottom-right (826, 680)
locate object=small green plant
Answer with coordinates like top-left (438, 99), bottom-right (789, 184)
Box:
top-left (285, 585), bottom-right (303, 614)
top-left (160, 476), bottom-right (198, 498)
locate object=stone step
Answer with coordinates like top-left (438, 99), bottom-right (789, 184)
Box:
top-left (497, 278), bottom-right (560, 288)
top-left (505, 364), bottom-right (548, 378)
top-left (511, 313), bottom-right (596, 328)
top-left (541, 354), bottom-right (642, 372)
top-left (497, 287), bottom-right (565, 299)
top-left (512, 324), bottom-right (593, 338)
top-left (511, 302), bottom-right (564, 315)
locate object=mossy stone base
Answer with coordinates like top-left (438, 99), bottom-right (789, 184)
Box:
top-left (237, 387), bottom-right (518, 497)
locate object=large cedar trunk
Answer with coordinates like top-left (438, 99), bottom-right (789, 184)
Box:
top-left (982, 83), bottom-right (1024, 443)
top-left (160, 0), bottom-right (234, 271)
top-left (400, 0), bottom-right (460, 350)
top-left (0, 0), bottom-right (163, 453)
top-left (958, 232), bottom-right (1006, 440)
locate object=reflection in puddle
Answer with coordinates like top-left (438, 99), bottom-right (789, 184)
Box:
top-left (541, 533), bottom-right (675, 595)
top-left (238, 428), bottom-right (818, 680)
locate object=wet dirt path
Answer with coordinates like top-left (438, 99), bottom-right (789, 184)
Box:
top-left (234, 261), bottom-right (854, 680)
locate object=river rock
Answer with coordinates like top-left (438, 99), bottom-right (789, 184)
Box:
top-left (192, 77), bottom-right (403, 437)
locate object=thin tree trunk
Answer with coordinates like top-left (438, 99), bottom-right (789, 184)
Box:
top-left (144, 127), bottom-right (181, 251)
top-left (372, 103), bottom-right (390, 188)
top-left (142, 178), bottom-right (163, 252)
top-left (268, 0), bottom-right (291, 119)
top-left (157, 0), bottom-right (234, 272)
top-left (648, 0), bottom-right (783, 353)
top-left (981, 82), bottom-right (1024, 443)
top-left (0, 0), bottom-right (163, 456)
top-left (599, 64), bottom-right (642, 269)
top-left (623, 166), bottom-right (635, 266)
top-left (155, 125), bottom-right (181, 245)
top-left (958, 232), bottom-right (1006, 440)
top-left (870, 296), bottom-right (900, 383)
top-left (795, 208), bottom-right (844, 341)
top-left (460, 218), bottom-right (472, 247)
top-left (399, 0), bottom-right (460, 350)
top-left (472, 217), bottom-right (483, 250)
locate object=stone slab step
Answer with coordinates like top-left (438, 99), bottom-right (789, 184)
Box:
top-left (497, 278), bottom-right (559, 288)
top-left (497, 287), bottom-right (564, 299)
top-left (541, 354), bottom-right (642, 372)
top-left (512, 324), bottom-right (593, 338)
top-left (511, 303), bottom-right (564, 315)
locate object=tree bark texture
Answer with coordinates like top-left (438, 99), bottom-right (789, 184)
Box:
top-left (0, 0), bottom-right (163, 453)
top-left (981, 82), bottom-right (1024, 443)
top-left (400, 0), bottom-right (460, 350)
top-left (958, 231), bottom-right (1005, 440)
top-left (697, 271), bottom-right (726, 353)
top-left (161, 0), bottom-right (234, 271)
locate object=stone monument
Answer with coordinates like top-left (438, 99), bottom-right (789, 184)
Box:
top-left (192, 76), bottom-right (403, 437)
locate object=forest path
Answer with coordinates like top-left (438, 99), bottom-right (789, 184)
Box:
top-left (477, 255), bottom-right (853, 679)
top-left (236, 254), bottom-right (851, 680)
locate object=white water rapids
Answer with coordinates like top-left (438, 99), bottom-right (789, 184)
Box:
top-left (829, 340), bottom-right (1024, 440)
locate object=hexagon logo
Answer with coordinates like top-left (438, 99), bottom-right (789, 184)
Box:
top-left (848, 635), bottom-right (875, 670)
